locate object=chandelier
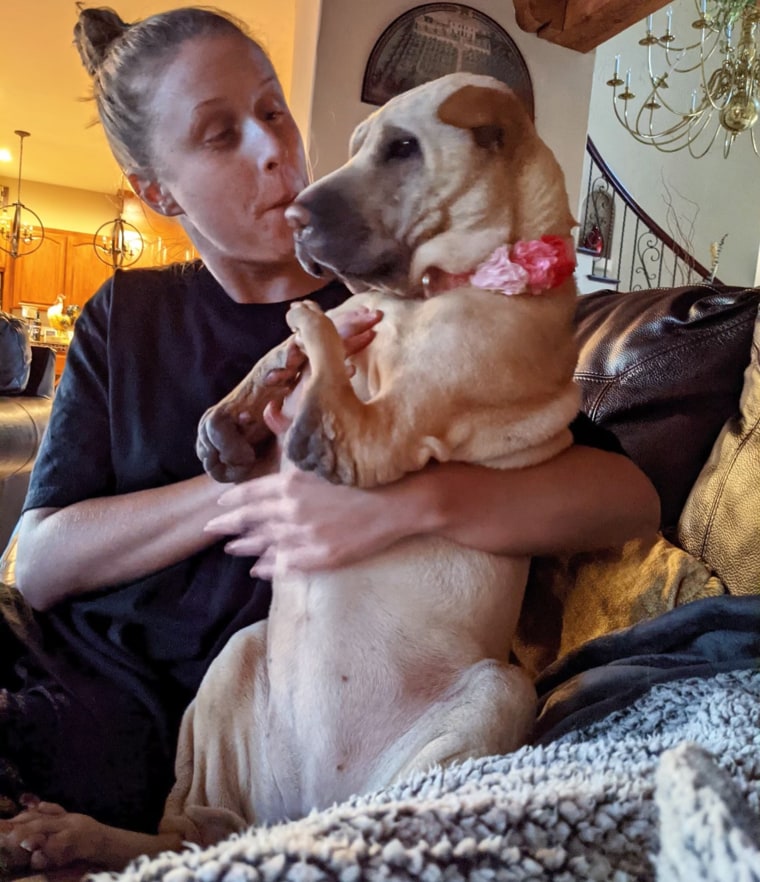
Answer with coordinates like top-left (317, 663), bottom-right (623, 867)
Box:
top-left (607, 0), bottom-right (760, 158)
top-left (92, 184), bottom-right (144, 268)
top-left (0, 130), bottom-right (45, 258)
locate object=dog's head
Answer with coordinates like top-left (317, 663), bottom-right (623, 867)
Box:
top-left (286, 72), bottom-right (576, 297)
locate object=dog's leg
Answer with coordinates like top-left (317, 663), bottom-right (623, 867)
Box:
top-left (387, 660), bottom-right (536, 782)
top-left (197, 336), bottom-right (306, 483)
top-left (160, 621), bottom-right (277, 845)
top-left (286, 302), bottom-right (450, 487)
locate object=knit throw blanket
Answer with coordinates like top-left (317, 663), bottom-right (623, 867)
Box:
top-left (101, 669), bottom-right (760, 882)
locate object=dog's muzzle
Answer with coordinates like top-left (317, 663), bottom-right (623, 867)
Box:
top-left (286, 202), bottom-right (328, 278)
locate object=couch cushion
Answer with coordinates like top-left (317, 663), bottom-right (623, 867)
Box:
top-left (574, 285), bottom-right (760, 533)
top-left (516, 535), bottom-right (726, 676)
top-left (0, 311), bottom-right (31, 394)
top-left (677, 304), bottom-right (760, 595)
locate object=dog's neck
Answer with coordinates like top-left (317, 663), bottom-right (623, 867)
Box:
top-left (420, 235), bottom-right (575, 299)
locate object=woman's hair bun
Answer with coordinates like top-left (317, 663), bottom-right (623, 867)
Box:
top-left (73, 5), bottom-right (130, 76)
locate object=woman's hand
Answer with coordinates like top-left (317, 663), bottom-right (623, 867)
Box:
top-left (331, 304), bottom-right (383, 357)
top-left (0, 799), bottom-right (101, 870)
top-left (204, 468), bottom-right (420, 576)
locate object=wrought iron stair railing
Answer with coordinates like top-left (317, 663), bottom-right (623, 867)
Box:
top-left (578, 137), bottom-right (720, 291)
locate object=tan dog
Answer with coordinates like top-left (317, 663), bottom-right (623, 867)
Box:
top-left (165, 73), bottom-right (580, 846)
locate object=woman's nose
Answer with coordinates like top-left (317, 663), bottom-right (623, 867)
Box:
top-left (246, 121), bottom-right (286, 171)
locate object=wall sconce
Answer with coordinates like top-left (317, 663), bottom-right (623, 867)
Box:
top-left (0, 130), bottom-right (46, 259)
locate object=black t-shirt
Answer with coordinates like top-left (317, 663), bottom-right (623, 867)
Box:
top-left (24, 262), bottom-right (351, 736)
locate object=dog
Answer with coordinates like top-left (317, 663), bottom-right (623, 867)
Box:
top-left (165, 71), bottom-right (581, 846)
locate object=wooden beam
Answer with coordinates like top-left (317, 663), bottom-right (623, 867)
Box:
top-left (513, 0), bottom-right (673, 52)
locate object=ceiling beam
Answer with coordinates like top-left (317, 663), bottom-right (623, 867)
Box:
top-left (513, 0), bottom-right (673, 52)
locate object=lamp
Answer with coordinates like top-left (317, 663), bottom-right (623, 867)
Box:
top-left (607, 0), bottom-right (760, 158)
top-left (92, 184), bottom-right (144, 268)
top-left (0, 130), bottom-right (45, 258)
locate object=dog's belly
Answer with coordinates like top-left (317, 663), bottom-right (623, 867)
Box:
top-left (264, 535), bottom-right (529, 817)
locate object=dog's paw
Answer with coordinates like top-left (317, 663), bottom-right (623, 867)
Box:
top-left (286, 300), bottom-right (330, 340)
top-left (286, 302), bottom-right (347, 373)
top-left (286, 395), bottom-right (356, 485)
top-left (197, 403), bottom-right (262, 484)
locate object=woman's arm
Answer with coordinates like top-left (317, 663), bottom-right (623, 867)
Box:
top-left (204, 444), bottom-right (661, 576)
top-left (15, 466), bottom-right (271, 612)
top-left (16, 306), bottom-right (382, 612)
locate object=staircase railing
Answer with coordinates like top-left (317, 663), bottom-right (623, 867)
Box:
top-left (578, 137), bottom-right (720, 291)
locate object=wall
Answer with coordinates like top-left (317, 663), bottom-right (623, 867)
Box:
top-left (0, 176), bottom-right (114, 234)
top-left (300, 0), bottom-right (597, 222)
top-left (289, 0), bottom-right (324, 150)
top-left (587, 0), bottom-right (760, 286)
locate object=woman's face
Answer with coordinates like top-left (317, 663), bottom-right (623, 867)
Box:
top-left (141, 33), bottom-right (308, 266)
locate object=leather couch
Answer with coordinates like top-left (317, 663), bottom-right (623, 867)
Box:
top-left (573, 282), bottom-right (759, 541)
top-left (0, 344), bottom-right (55, 554)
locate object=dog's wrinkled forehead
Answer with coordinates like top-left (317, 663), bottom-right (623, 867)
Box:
top-left (348, 72), bottom-right (534, 159)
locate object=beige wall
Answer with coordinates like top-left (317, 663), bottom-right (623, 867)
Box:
top-left (0, 176), bottom-right (115, 234)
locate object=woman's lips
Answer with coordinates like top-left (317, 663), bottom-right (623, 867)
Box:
top-left (261, 193), bottom-right (298, 215)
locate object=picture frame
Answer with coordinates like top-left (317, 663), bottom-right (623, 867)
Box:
top-left (361, 3), bottom-right (534, 120)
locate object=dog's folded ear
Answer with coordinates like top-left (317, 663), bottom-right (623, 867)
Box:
top-left (437, 84), bottom-right (532, 155)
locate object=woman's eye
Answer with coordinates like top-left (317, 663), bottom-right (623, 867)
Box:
top-left (204, 128), bottom-right (237, 147)
top-left (384, 137), bottom-right (420, 161)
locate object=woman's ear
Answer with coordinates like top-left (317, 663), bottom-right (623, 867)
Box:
top-left (128, 173), bottom-right (183, 217)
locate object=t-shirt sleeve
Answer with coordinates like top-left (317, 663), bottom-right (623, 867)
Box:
top-left (24, 278), bottom-right (117, 511)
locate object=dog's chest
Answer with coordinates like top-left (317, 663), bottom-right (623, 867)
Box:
top-left (261, 537), bottom-right (530, 815)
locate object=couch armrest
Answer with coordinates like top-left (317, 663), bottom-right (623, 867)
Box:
top-left (0, 397), bottom-right (52, 482)
top-left (26, 346), bottom-right (56, 398)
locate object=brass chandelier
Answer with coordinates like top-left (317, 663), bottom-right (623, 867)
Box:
top-left (92, 182), bottom-right (144, 269)
top-left (607, 0), bottom-right (760, 158)
top-left (0, 130), bottom-right (46, 258)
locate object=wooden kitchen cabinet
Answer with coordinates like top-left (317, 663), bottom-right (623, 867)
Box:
top-left (4, 232), bottom-right (67, 310)
top-left (0, 224), bottom-right (198, 314)
top-left (64, 231), bottom-right (116, 305)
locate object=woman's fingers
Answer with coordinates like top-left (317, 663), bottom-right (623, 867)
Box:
top-left (4, 809), bottom-right (99, 868)
top-left (332, 307), bottom-right (382, 356)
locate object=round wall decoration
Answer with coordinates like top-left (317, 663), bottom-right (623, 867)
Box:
top-left (361, 3), bottom-right (534, 119)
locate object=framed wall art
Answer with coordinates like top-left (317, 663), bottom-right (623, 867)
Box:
top-left (361, 3), bottom-right (534, 119)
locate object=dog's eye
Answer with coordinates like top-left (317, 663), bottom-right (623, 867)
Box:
top-left (384, 137), bottom-right (420, 162)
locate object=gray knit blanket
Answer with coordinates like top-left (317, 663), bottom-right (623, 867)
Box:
top-left (103, 668), bottom-right (760, 882)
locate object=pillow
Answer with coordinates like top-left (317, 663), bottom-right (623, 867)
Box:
top-left (515, 535), bottom-right (726, 677)
top-left (574, 285), bottom-right (760, 534)
top-left (678, 304), bottom-right (760, 595)
top-left (0, 312), bottom-right (31, 395)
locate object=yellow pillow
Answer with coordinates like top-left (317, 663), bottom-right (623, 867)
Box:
top-left (515, 536), bottom-right (726, 677)
top-left (678, 306), bottom-right (760, 596)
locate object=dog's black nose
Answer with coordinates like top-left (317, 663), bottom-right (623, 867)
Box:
top-left (285, 202), bottom-right (311, 232)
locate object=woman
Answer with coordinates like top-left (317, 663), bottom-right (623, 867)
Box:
top-left (1, 2), bottom-right (658, 869)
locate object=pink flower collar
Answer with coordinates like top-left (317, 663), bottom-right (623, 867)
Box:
top-left (421, 235), bottom-right (576, 298)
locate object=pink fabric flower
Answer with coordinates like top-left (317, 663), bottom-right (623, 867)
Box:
top-left (470, 245), bottom-right (529, 295)
top-left (510, 236), bottom-right (576, 292)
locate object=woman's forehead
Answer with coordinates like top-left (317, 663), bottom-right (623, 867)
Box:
top-left (154, 32), bottom-right (276, 101)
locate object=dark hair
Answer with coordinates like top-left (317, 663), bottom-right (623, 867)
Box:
top-left (73, 5), bottom-right (265, 173)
